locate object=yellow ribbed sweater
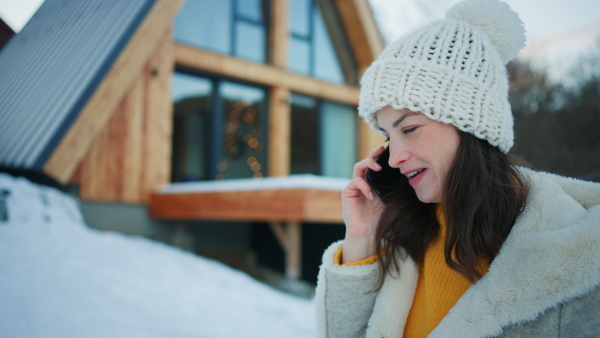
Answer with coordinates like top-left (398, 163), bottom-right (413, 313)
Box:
top-left (335, 205), bottom-right (488, 337)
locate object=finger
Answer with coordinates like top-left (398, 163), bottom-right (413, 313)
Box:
top-left (368, 146), bottom-right (386, 160)
top-left (346, 177), bottom-right (376, 200)
top-left (353, 158), bottom-right (382, 178)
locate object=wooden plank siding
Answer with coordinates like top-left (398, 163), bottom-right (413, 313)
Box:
top-left (74, 33), bottom-right (174, 203)
top-left (77, 77), bottom-right (144, 202)
top-left (44, 0), bottom-right (185, 184)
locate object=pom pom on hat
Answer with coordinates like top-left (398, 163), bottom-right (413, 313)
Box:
top-left (446, 0), bottom-right (526, 64)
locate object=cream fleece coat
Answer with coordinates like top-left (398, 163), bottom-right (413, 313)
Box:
top-left (315, 169), bottom-right (600, 337)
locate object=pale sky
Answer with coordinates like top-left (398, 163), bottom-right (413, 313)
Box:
top-left (1, 0), bottom-right (598, 79)
top-left (0, 0), bottom-right (43, 32)
top-left (369, 0), bottom-right (600, 42)
top-left (2, 0), bottom-right (599, 40)
top-left (368, 0), bottom-right (600, 80)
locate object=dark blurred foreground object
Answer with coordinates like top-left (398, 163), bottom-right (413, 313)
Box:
top-left (0, 189), bottom-right (9, 222)
top-left (0, 167), bottom-right (68, 192)
top-left (0, 17), bottom-right (15, 51)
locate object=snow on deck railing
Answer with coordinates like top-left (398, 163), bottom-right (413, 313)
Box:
top-left (157, 174), bottom-right (351, 194)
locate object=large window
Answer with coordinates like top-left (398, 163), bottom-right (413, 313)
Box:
top-left (290, 93), bottom-right (357, 178)
top-left (174, 0), bottom-right (269, 63)
top-left (171, 74), bottom-right (213, 182)
top-left (288, 0), bottom-right (357, 85)
top-left (171, 71), bottom-right (267, 182)
top-left (219, 82), bottom-right (266, 179)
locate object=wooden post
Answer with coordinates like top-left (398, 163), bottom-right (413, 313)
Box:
top-left (268, 87), bottom-right (291, 177)
top-left (285, 221), bottom-right (302, 279)
top-left (267, 0), bottom-right (291, 177)
top-left (269, 221), bottom-right (303, 279)
top-left (358, 118), bottom-right (385, 160)
top-left (269, 0), bottom-right (288, 68)
top-left (141, 31), bottom-right (174, 202)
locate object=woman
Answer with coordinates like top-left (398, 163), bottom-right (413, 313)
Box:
top-left (314, 0), bottom-right (600, 337)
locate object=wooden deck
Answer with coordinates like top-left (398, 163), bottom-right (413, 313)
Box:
top-left (148, 176), bottom-right (347, 279)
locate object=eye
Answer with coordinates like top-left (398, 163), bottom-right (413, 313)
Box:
top-left (403, 127), bottom-right (417, 134)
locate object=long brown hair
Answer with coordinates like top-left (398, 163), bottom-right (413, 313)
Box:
top-left (374, 132), bottom-right (530, 289)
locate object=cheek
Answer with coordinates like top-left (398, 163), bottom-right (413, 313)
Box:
top-left (439, 136), bottom-right (460, 177)
top-left (426, 129), bottom-right (460, 175)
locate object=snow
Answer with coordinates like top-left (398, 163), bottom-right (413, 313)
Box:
top-left (0, 173), bottom-right (316, 338)
top-left (158, 174), bottom-right (350, 194)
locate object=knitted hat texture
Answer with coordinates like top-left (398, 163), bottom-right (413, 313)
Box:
top-left (358, 0), bottom-right (525, 153)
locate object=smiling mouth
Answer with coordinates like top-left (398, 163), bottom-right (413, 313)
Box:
top-left (406, 169), bottom-right (425, 179)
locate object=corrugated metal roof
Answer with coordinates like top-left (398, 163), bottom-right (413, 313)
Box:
top-left (0, 0), bottom-right (157, 170)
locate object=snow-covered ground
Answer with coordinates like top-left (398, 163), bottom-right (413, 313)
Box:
top-left (0, 173), bottom-right (316, 338)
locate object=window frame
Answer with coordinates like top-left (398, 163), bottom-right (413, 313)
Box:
top-left (287, 0), bottom-right (358, 85)
top-left (172, 67), bottom-right (271, 181)
top-left (174, 0), bottom-right (271, 63)
top-left (290, 92), bottom-right (357, 178)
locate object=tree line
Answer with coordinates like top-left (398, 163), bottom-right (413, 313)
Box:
top-left (507, 42), bottom-right (600, 182)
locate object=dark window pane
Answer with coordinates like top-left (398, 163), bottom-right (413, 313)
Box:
top-left (291, 93), bottom-right (319, 175)
top-left (219, 82), bottom-right (266, 180)
top-left (237, 0), bottom-right (265, 22)
top-left (235, 21), bottom-right (266, 63)
top-left (171, 73), bottom-right (214, 182)
top-left (174, 0), bottom-right (232, 54)
top-left (313, 5), bottom-right (344, 84)
top-left (288, 38), bottom-right (311, 75)
top-left (289, 0), bottom-right (311, 36)
top-left (320, 101), bottom-right (357, 178)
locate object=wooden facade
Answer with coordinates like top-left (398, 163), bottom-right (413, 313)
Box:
top-left (44, 0), bottom-right (384, 204)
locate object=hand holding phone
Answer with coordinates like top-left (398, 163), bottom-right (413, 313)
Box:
top-left (341, 146), bottom-right (397, 263)
top-left (365, 146), bottom-right (402, 202)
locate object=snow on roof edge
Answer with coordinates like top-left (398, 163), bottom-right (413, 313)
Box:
top-left (157, 174), bottom-right (351, 194)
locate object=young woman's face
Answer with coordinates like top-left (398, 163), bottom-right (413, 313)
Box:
top-left (376, 106), bottom-right (460, 204)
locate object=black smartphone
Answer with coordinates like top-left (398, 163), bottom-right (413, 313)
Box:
top-left (365, 146), bottom-right (402, 202)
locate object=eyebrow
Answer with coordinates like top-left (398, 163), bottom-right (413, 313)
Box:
top-left (378, 112), bottom-right (418, 132)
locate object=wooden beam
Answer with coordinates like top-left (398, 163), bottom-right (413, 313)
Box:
top-left (121, 76), bottom-right (145, 202)
top-left (285, 221), bottom-right (302, 279)
top-left (174, 44), bottom-right (360, 106)
top-left (149, 188), bottom-right (344, 223)
top-left (268, 87), bottom-right (291, 177)
top-left (317, 0), bottom-right (359, 85)
top-left (44, 0), bottom-right (185, 183)
top-left (269, 0), bottom-right (288, 68)
top-left (269, 222), bottom-right (289, 249)
top-left (268, 221), bottom-right (303, 279)
top-left (141, 31), bottom-right (174, 202)
top-left (334, 0), bottom-right (384, 72)
top-left (358, 117), bottom-right (386, 160)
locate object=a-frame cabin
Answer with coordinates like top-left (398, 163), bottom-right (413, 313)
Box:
top-left (0, 0), bottom-right (384, 284)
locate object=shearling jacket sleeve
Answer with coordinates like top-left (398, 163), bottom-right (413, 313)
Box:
top-left (315, 241), bottom-right (379, 338)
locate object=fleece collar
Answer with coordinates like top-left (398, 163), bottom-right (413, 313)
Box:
top-left (366, 170), bottom-right (600, 338)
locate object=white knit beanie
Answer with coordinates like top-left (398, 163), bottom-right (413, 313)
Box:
top-left (359, 0), bottom-right (526, 153)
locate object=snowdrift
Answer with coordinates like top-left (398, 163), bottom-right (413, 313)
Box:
top-left (0, 173), bottom-right (316, 338)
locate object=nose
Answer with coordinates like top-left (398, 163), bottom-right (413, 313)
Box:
top-left (388, 144), bottom-right (409, 168)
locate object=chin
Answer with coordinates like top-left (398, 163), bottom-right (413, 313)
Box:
top-left (414, 190), bottom-right (440, 204)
